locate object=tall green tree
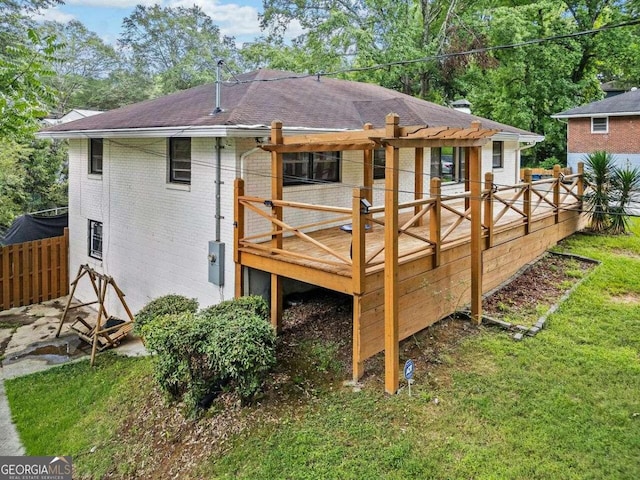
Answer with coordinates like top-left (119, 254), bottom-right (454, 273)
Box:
top-left (1, 0), bottom-right (60, 138)
top-left (38, 20), bottom-right (119, 114)
top-left (119, 5), bottom-right (240, 94)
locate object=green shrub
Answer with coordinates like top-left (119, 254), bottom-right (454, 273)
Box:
top-left (134, 294), bottom-right (198, 336)
top-left (142, 296), bottom-right (276, 416)
top-left (199, 295), bottom-right (269, 322)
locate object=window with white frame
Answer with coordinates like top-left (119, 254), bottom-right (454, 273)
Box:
top-left (591, 117), bottom-right (608, 133)
top-left (89, 138), bottom-right (103, 174)
top-left (283, 152), bottom-right (340, 185)
top-left (88, 220), bottom-right (103, 260)
top-left (169, 137), bottom-right (191, 184)
top-left (492, 141), bottom-right (504, 169)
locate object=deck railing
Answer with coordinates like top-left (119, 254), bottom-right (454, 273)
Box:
top-left (235, 164), bottom-right (583, 277)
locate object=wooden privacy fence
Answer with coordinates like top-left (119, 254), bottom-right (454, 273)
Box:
top-left (0, 228), bottom-right (69, 310)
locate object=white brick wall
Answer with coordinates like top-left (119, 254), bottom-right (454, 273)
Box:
top-left (68, 137), bottom-right (238, 318)
top-left (67, 136), bottom-right (522, 316)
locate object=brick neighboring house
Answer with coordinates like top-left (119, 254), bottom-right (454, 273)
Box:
top-left (38, 69), bottom-right (543, 317)
top-left (553, 88), bottom-right (640, 171)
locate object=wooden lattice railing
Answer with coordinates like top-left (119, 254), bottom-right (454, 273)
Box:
top-left (234, 165), bottom-right (584, 276)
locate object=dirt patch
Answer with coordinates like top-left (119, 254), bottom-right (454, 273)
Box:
top-left (100, 253), bottom-right (597, 478)
top-left (483, 253), bottom-right (596, 325)
top-left (610, 292), bottom-right (640, 304)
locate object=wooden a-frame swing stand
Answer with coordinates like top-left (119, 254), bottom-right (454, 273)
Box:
top-left (55, 264), bottom-right (135, 365)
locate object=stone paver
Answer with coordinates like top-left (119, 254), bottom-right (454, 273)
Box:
top-left (0, 296), bottom-right (149, 456)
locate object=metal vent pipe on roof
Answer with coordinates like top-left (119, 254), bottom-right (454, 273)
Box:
top-left (213, 59), bottom-right (224, 114)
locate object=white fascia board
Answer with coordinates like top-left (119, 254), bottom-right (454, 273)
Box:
top-left (552, 111), bottom-right (640, 119)
top-left (491, 132), bottom-right (544, 143)
top-left (36, 124), bottom-right (354, 140)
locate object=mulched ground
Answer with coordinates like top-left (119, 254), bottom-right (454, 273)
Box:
top-left (97, 251), bottom-right (597, 478)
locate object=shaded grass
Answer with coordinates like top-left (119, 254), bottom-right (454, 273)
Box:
top-left (5, 354), bottom-right (153, 478)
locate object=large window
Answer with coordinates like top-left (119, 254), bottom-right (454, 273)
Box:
top-left (591, 117), bottom-right (608, 133)
top-left (89, 138), bottom-right (103, 174)
top-left (373, 149), bottom-right (385, 180)
top-left (431, 147), bottom-right (457, 182)
top-left (283, 152), bottom-right (340, 185)
top-left (169, 138), bottom-right (191, 184)
top-left (88, 220), bottom-right (103, 260)
top-left (492, 141), bottom-right (504, 169)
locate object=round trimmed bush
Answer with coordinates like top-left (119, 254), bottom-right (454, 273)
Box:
top-left (134, 294), bottom-right (198, 336)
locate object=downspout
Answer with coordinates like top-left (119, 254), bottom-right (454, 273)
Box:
top-left (516, 141), bottom-right (537, 183)
top-left (238, 146), bottom-right (263, 179)
top-left (215, 137), bottom-right (222, 242)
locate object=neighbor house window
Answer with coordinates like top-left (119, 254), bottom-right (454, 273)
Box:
top-left (283, 152), bottom-right (340, 185)
top-left (88, 220), bottom-right (103, 260)
top-left (89, 138), bottom-right (103, 174)
top-left (492, 141), bottom-right (504, 168)
top-left (591, 117), bottom-right (608, 133)
top-left (169, 137), bottom-right (191, 184)
top-left (373, 149), bottom-right (385, 180)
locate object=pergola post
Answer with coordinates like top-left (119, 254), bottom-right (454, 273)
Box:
top-left (415, 147), bottom-right (424, 226)
top-left (270, 120), bottom-right (284, 334)
top-left (469, 145), bottom-right (483, 325)
top-left (384, 113), bottom-right (400, 394)
top-left (363, 123), bottom-right (374, 205)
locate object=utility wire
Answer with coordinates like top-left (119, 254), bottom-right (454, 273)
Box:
top-left (221, 19), bottom-right (640, 85)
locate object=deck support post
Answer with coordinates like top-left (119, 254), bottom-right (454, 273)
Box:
top-left (384, 113), bottom-right (400, 395)
top-left (430, 177), bottom-right (441, 268)
top-left (234, 178), bottom-right (245, 297)
top-left (415, 148), bottom-right (424, 226)
top-left (469, 145), bottom-right (482, 325)
top-left (524, 168), bottom-right (532, 234)
top-left (270, 120), bottom-right (284, 333)
top-left (553, 164), bottom-right (561, 224)
top-left (484, 172), bottom-right (494, 249)
top-left (363, 123), bottom-right (374, 206)
top-left (352, 295), bottom-right (364, 380)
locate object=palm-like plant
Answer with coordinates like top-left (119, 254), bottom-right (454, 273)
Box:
top-left (610, 167), bottom-right (640, 234)
top-left (583, 151), bottom-right (640, 234)
top-left (584, 151), bottom-right (615, 233)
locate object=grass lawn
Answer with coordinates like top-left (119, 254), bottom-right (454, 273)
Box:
top-left (6, 222), bottom-right (640, 479)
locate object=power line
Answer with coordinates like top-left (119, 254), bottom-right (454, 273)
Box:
top-left (222, 19), bottom-right (640, 85)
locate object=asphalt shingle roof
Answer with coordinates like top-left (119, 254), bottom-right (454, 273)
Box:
top-left (554, 89), bottom-right (640, 118)
top-left (42, 69), bottom-right (537, 136)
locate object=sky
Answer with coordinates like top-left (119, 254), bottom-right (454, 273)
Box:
top-left (35, 0), bottom-right (300, 46)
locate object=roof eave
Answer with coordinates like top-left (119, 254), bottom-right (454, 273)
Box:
top-left (36, 124), bottom-right (354, 140)
top-left (552, 111), bottom-right (640, 119)
top-left (491, 132), bottom-right (544, 143)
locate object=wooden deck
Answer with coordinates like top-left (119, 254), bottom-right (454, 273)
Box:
top-left (235, 117), bottom-right (586, 393)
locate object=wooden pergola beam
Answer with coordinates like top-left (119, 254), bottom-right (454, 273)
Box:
top-left (270, 120), bottom-right (284, 334)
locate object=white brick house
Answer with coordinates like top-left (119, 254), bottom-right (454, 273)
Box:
top-left (40, 69), bottom-right (543, 317)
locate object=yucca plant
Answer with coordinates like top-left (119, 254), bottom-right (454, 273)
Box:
top-left (583, 151), bottom-right (615, 233)
top-left (610, 167), bottom-right (640, 234)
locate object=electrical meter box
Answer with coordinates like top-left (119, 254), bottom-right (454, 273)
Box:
top-left (208, 241), bottom-right (225, 286)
